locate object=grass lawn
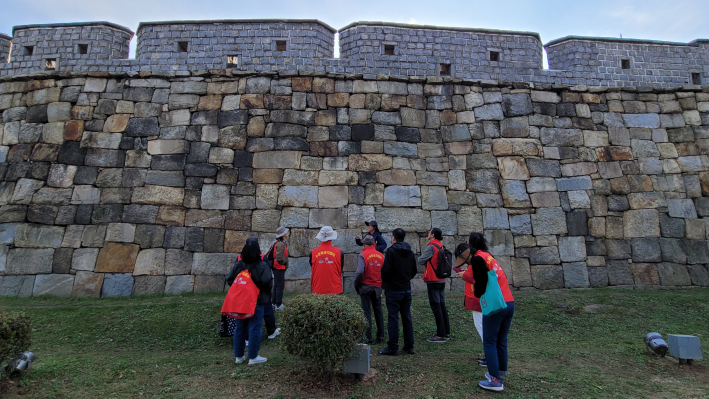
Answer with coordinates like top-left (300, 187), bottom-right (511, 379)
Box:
top-left (0, 288), bottom-right (707, 398)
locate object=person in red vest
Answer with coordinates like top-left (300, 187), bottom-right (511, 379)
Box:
top-left (417, 228), bottom-right (450, 343)
top-left (455, 232), bottom-right (515, 392)
top-left (355, 235), bottom-right (384, 344)
top-left (309, 226), bottom-right (344, 294)
top-left (224, 238), bottom-right (272, 365)
top-left (269, 226), bottom-right (289, 311)
top-left (453, 243), bottom-right (485, 366)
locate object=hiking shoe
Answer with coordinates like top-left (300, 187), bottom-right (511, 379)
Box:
top-left (403, 347), bottom-right (416, 355)
top-left (479, 377), bottom-right (503, 391)
top-left (427, 336), bottom-right (447, 343)
top-left (378, 347), bottom-right (398, 356)
top-left (248, 356), bottom-right (267, 365)
top-left (268, 328), bottom-right (281, 339)
top-left (478, 358), bottom-right (487, 367)
top-left (486, 371), bottom-right (508, 381)
top-left (275, 304), bottom-right (284, 311)
top-left (235, 356), bottom-right (246, 364)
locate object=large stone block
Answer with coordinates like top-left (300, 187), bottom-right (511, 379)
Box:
top-left (251, 210), bottom-right (281, 232)
top-left (623, 209), bottom-right (660, 238)
top-left (667, 198), bottom-right (697, 219)
top-left (201, 184), bottom-right (230, 210)
top-left (132, 276), bottom-right (167, 295)
top-left (309, 208), bottom-right (348, 229)
top-left (71, 248), bottom-right (99, 271)
top-left (630, 263), bottom-right (660, 285)
top-left (502, 93), bottom-right (533, 117)
top-left (383, 186), bottom-right (421, 207)
top-left (607, 260), bottom-right (634, 285)
top-left (95, 243), bottom-right (139, 273)
top-left (318, 186), bottom-right (348, 208)
top-left (133, 248), bottom-right (166, 276)
top-left (32, 274), bottom-right (74, 297)
top-left (285, 257), bottom-right (311, 280)
top-left (0, 276), bottom-right (35, 297)
top-left (101, 273), bottom-right (134, 297)
top-left (530, 265), bottom-right (564, 289)
top-left (558, 236), bottom-right (586, 262)
top-left (531, 207), bottom-right (567, 235)
top-left (563, 262), bottom-right (590, 288)
top-left (165, 275), bottom-right (195, 295)
top-left (376, 208), bottom-right (431, 232)
top-left (14, 224), bottom-right (64, 248)
top-left (6, 248), bottom-right (54, 274)
top-left (500, 180), bottom-right (531, 208)
top-left (491, 138), bottom-right (542, 157)
top-left (192, 252), bottom-right (238, 275)
top-left (510, 257), bottom-right (532, 287)
top-left (71, 271), bottom-right (104, 297)
top-left (657, 263), bottom-right (692, 286)
top-left (497, 157), bottom-right (530, 180)
top-left (466, 169), bottom-right (501, 193)
top-left (457, 206), bottom-right (483, 235)
top-left (252, 151), bottom-right (301, 169)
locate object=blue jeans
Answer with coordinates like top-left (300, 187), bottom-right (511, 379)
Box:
top-left (233, 304), bottom-right (265, 359)
top-left (360, 287), bottom-right (384, 341)
top-left (482, 301), bottom-right (514, 380)
top-left (385, 291), bottom-right (414, 351)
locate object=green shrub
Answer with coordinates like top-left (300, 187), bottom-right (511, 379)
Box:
top-left (280, 294), bottom-right (367, 377)
top-left (0, 311), bottom-right (31, 367)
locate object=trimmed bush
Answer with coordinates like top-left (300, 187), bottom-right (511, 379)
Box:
top-left (280, 294), bottom-right (367, 377)
top-left (0, 311), bottom-right (32, 369)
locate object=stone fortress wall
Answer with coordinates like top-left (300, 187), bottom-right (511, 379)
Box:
top-left (0, 33), bottom-right (11, 62)
top-left (0, 18), bottom-right (708, 297)
top-left (0, 19), bottom-right (707, 87)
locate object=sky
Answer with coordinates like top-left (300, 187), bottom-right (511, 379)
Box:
top-left (1, 0), bottom-right (707, 65)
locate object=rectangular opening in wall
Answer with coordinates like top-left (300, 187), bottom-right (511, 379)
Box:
top-left (44, 58), bottom-right (56, 70)
top-left (692, 73), bottom-right (702, 85)
top-left (77, 44), bottom-right (89, 55)
top-left (621, 59), bottom-right (630, 69)
top-left (227, 55), bottom-right (239, 68)
top-left (384, 44), bottom-right (395, 55)
top-left (177, 41), bottom-right (189, 53)
top-left (276, 40), bottom-right (287, 52)
top-left (489, 51), bottom-right (500, 62)
top-left (439, 63), bottom-right (451, 76)
top-left (23, 46), bottom-right (34, 56)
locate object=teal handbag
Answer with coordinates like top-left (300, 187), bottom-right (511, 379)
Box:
top-left (480, 269), bottom-right (507, 316)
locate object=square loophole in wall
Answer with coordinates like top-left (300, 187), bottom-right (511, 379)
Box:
top-left (44, 58), bottom-right (56, 70)
top-left (384, 44), bottom-right (395, 55)
top-left (77, 44), bottom-right (89, 55)
top-left (439, 63), bottom-right (451, 76)
top-left (227, 55), bottom-right (239, 68)
top-left (691, 73), bottom-right (702, 85)
top-left (23, 46), bottom-right (34, 56)
top-left (276, 40), bottom-right (287, 52)
top-left (177, 41), bottom-right (189, 53)
top-left (489, 51), bottom-right (500, 62)
top-left (621, 59), bottom-right (631, 70)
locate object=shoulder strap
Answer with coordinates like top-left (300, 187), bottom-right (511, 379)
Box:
top-left (428, 243), bottom-right (441, 267)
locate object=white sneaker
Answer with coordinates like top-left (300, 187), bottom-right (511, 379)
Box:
top-left (235, 356), bottom-right (246, 364)
top-left (248, 356), bottom-right (267, 365)
top-left (268, 328), bottom-right (281, 339)
top-left (275, 304), bottom-right (284, 311)
top-left (245, 340), bottom-right (249, 347)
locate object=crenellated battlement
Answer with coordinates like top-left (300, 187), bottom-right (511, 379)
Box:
top-left (0, 19), bottom-right (707, 88)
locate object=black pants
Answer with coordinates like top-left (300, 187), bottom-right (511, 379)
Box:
top-left (427, 282), bottom-right (450, 337)
top-left (385, 291), bottom-right (414, 351)
top-left (263, 301), bottom-right (277, 336)
top-left (360, 287), bottom-right (384, 341)
top-left (272, 269), bottom-right (286, 307)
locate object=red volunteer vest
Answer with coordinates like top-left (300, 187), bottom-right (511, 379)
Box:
top-left (272, 241), bottom-right (288, 270)
top-left (475, 250), bottom-right (514, 303)
top-left (423, 239), bottom-right (446, 282)
top-left (361, 246), bottom-right (383, 287)
top-left (221, 269), bottom-right (259, 319)
top-left (311, 242), bottom-right (343, 294)
top-left (463, 268), bottom-right (482, 312)
top-left (237, 254), bottom-right (266, 262)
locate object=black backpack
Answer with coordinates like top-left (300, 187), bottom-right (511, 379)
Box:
top-left (430, 243), bottom-right (453, 279)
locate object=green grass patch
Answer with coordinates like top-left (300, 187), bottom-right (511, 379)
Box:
top-left (0, 288), bottom-right (707, 398)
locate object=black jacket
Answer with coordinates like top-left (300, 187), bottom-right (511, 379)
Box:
top-left (355, 230), bottom-right (388, 253)
top-left (225, 259), bottom-right (273, 306)
top-left (380, 241), bottom-right (417, 292)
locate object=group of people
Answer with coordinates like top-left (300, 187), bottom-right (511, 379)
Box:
top-left (221, 221), bottom-right (515, 392)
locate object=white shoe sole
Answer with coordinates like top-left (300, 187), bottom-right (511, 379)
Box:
top-left (268, 331), bottom-right (280, 339)
top-left (235, 357), bottom-right (246, 364)
top-left (248, 359), bottom-right (267, 365)
top-left (479, 382), bottom-right (503, 391)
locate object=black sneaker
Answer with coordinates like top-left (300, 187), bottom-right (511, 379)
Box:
top-left (444, 334), bottom-right (451, 341)
top-left (478, 358), bottom-right (487, 367)
top-left (403, 347), bottom-right (415, 355)
top-left (378, 347), bottom-right (398, 356)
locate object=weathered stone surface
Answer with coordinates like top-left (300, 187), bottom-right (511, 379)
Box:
top-left (657, 263), bottom-right (692, 286)
top-left (252, 151), bottom-right (301, 169)
top-left (531, 207), bottom-right (567, 235)
top-left (192, 253), bottom-right (238, 275)
top-left (563, 262), bottom-right (590, 288)
top-left (165, 275), bottom-right (195, 294)
top-left (101, 273), bottom-right (134, 297)
top-left (623, 209), bottom-right (660, 238)
top-left (133, 248), bottom-right (166, 276)
top-left (14, 224), bottom-right (64, 248)
top-left (491, 138), bottom-right (542, 156)
top-left (318, 186), bottom-right (348, 208)
top-left (71, 271), bottom-right (104, 297)
top-left (71, 248), bottom-right (99, 271)
top-left (95, 243), bottom-right (139, 273)
top-left (32, 274), bottom-right (74, 297)
top-left (629, 263), bottom-right (660, 285)
top-left (383, 186), bottom-right (421, 207)
top-left (132, 276), bottom-right (167, 295)
top-left (132, 185), bottom-right (184, 206)
top-left (667, 198), bottom-right (697, 219)
top-left (558, 236), bottom-right (587, 262)
top-left (497, 157), bottom-right (530, 180)
top-left (376, 208), bottom-right (431, 232)
top-left (530, 265), bottom-right (564, 289)
top-left (6, 248), bottom-right (54, 275)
